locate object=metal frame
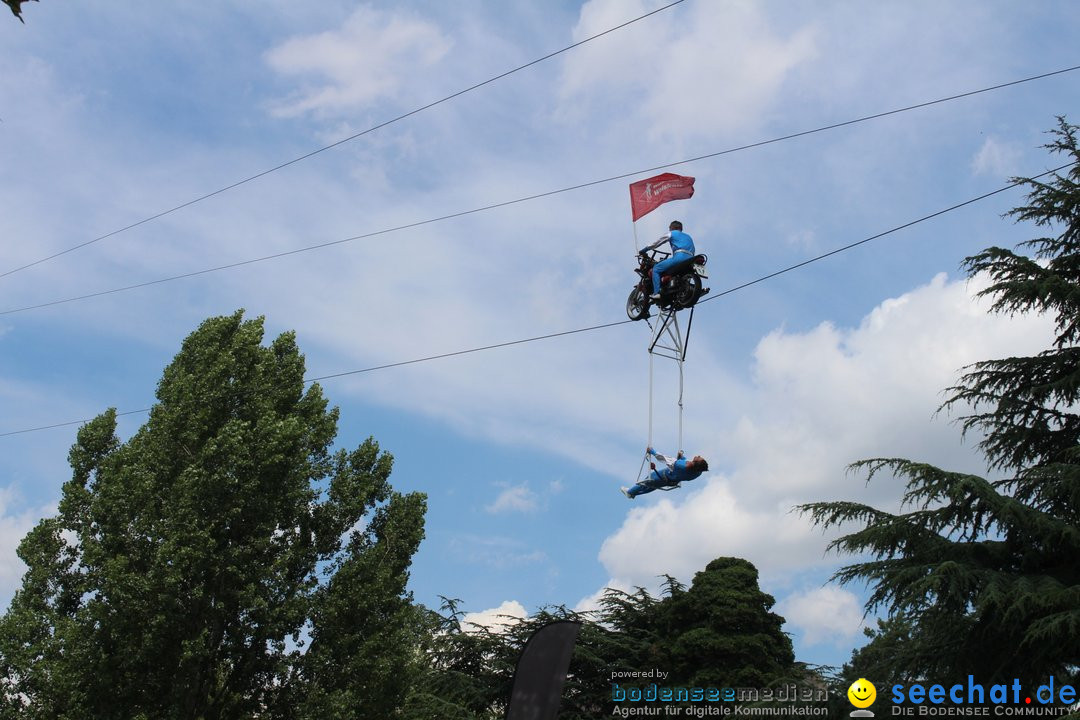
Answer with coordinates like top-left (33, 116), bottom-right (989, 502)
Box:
top-left (645, 305), bottom-right (695, 456)
top-left (647, 305), bottom-right (694, 361)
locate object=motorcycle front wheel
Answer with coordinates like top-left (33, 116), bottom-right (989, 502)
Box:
top-left (626, 288), bottom-right (649, 321)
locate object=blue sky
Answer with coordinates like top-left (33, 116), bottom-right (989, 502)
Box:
top-left (1, 0), bottom-right (1078, 671)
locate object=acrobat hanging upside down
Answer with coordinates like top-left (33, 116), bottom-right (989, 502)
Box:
top-left (621, 447), bottom-right (708, 499)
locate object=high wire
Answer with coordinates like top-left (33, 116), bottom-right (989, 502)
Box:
top-left (0, 0), bottom-right (686, 281)
top-left (2, 161), bottom-right (1072, 439)
top-left (3, 65), bottom-right (1077, 318)
top-left (701, 160), bottom-right (1076, 304)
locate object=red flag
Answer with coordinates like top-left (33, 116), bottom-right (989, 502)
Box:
top-left (629, 172), bottom-right (695, 222)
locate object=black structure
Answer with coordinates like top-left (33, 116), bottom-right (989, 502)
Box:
top-left (505, 620), bottom-right (582, 720)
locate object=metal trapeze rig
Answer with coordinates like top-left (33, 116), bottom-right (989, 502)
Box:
top-left (624, 171), bottom-right (705, 488)
top-left (625, 249), bottom-right (710, 489)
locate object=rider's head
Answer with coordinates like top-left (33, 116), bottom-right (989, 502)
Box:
top-left (690, 456), bottom-right (708, 472)
top-left (669, 220), bottom-right (683, 231)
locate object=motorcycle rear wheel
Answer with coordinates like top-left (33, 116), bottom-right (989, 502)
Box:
top-left (672, 273), bottom-right (702, 309)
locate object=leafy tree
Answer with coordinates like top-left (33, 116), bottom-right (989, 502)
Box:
top-left (290, 489), bottom-right (428, 720)
top-left (0, 311), bottom-right (427, 719)
top-left (801, 118), bottom-right (1080, 689)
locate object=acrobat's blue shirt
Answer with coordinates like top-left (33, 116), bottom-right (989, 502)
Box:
top-left (659, 457), bottom-right (703, 484)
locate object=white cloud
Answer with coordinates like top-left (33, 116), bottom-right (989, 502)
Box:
top-left (574, 582), bottom-right (625, 616)
top-left (596, 271), bottom-right (1055, 604)
top-left (0, 488), bottom-right (53, 607)
top-left (265, 6), bottom-right (452, 118)
top-left (971, 136), bottom-right (1023, 179)
top-left (558, 0), bottom-right (817, 141)
top-left (486, 484), bottom-right (541, 514)
top-left (463, 599), bottom-right (528, 633)
top-left (599, 480), bottom-right (820, 586)
top-left (776, 586), bottom-right (866, 647)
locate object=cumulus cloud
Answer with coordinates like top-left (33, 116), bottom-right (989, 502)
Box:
top-left (596, 271), bottom-right (1055, 600)
top-left (463, 599), bottom-right (529, 633)
top-left (600, 479), bottom-right (828, 588)
top-left (265, 6), bottom-right (452, 117)
top-left (558, 0), bottom-right (817, 141)
top-left (484, 480), bottom-right (566, 514)
top-left (574, 581), bottom-right (627, 616)
top-left (776, 586), bottom-right (866, 647)
top-left (971, 136), bottom-right (1023, 179)
top-left (486, 484), bottom-right (540, 514)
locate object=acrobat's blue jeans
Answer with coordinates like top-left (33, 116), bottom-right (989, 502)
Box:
top-left (651, 253), bottom-right (693, 294)
top-left (628, 469), bottom-right (677, 497)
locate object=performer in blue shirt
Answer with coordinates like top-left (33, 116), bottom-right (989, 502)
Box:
top-left (622, 447), bottom-right (709, 498)
top-left (640, 220), bottom-right (696, 300)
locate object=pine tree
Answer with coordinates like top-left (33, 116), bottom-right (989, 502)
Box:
top-left (0, 311), bottom-right (427, 719)
top-left (402, 598), bottom-right (506, 720)
top-left (661, 557), bottom-right (795, 689)
top-left (801, 118), bottom-right (1080, 688)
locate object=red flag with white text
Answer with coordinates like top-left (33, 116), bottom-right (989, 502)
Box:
top-left (629, 173), bottom-right (695, 222)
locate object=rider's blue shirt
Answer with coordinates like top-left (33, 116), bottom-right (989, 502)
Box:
top-left (666, 230), bottom-right (695, 256)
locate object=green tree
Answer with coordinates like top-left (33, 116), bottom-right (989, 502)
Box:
top-left (553, 559), bottom-right (797, 714)
top-left (0, 311), bottom-right (427, 719)
top-left (818, 616), bottom-right (919, 717)
top-left (403, 598), bottom-right (506, 720)
top-left (293, 488), bottom-right (428, 720)
top-left (402, 558), bottom-right (800, 719)
top-left (661, 557), bottom-right (795, 689)
top-left (801, 118), bottom-right (1080, 688)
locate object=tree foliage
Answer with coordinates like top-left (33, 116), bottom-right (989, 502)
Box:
top-left (403, 598), bottom-right (508, 720)
top-left (404, 557), bottom-right (800, 719)
top-left (661, 558), bottom-right (795, 689)
top-left (801, 118), bottom-right (1080, 687)
top-left (0, 313), bottom-right (808, 717)
top-left (0, 311), bottom-right (427, 719)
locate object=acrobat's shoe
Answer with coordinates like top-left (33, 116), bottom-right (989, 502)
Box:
top-left (620, 487), bottom-right (633, 499)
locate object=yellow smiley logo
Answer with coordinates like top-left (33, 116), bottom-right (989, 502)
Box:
top-left (848, 678), bottom-right (876, 708)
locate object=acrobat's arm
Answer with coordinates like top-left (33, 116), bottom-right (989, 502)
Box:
top-left (647, 448), bottom-right (677, 469)
top-left (640, 233), bottom-right (673, 253)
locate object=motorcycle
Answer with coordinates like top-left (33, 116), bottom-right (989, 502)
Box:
top-left (626, 248), bottom-right (709, 321)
